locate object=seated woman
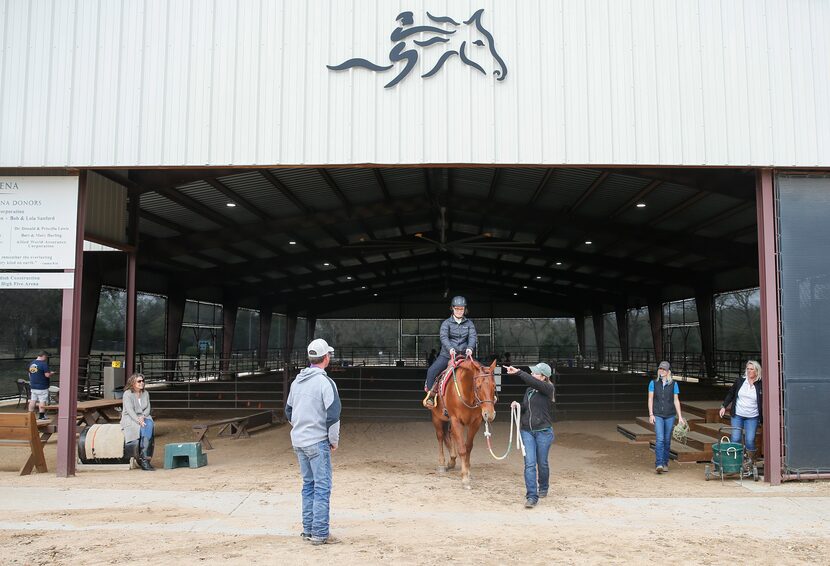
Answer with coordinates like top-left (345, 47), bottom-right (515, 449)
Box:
top-left (504, 362), bottom-right (555, 508)
top-left (120, 372), bottom-right (156, 471)
top-left (719, 360), bottom-right (763, 468)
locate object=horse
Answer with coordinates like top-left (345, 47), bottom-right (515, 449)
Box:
top-left (428, 356), bottom-right (498, 489)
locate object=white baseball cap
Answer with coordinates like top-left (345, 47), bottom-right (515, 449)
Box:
top-left (307, 338), bottom-right (334, 357)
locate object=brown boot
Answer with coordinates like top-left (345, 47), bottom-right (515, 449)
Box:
top-left (422, 391), bottom-right (436, 408)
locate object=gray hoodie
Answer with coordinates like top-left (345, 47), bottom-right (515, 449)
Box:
top-left (285, 366), bottom-right (341, 448)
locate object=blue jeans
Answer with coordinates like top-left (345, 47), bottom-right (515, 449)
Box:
top-left (425, 354), bottom-right (451, 390)
top-left (654, 415), bottom-right (675, 467)
top-left (731, 415), bottom-right (759, 451)
top-left (140, 416), bottom-right (154, 441)
top-left (294, 440), bottom-right (333, 539)
top-left (520, 428), bottom-right (554, 502)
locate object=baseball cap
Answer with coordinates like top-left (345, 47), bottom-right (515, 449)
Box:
top-left (528, 362), bottom-right (552, 378)
top-left (658, 361), bottom-right (671, 371)
top-left (307, 338), bottom-right (334, 357)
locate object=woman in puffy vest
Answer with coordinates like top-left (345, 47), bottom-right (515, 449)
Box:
top-left (647, 361), bottom-right (686, 474)
top-left (422, 295), bottom-right (478, 408)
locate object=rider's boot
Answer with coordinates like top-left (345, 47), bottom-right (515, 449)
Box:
top-left (422, 390), bottom-right (437, 408)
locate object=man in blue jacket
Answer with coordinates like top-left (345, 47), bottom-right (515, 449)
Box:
top-left (28, 351), bottom-right (54, 420)
top-left (285, 338), bottom-right (342, 545)
top-left (423, 296), bottom-right (478, 407)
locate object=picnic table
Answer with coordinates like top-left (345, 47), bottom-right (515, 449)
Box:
top-left (45, 398), bottom-right (123, 426)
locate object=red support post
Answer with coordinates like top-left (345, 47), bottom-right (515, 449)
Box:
top-left (756, 169), bottom-right (782, 485)
top-left (57, 171), bottom-right (87, 478)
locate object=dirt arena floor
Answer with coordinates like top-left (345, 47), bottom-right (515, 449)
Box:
top-left (1, 416), bottom-right (829, 565)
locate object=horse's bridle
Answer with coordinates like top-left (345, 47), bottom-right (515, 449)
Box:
top-left (453, 365), bottom-right (497, 409)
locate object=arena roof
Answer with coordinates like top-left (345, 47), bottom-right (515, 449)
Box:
top-left (96, 166), bottom-right (759, 317)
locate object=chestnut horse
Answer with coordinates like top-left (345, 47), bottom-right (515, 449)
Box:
top-left (428, 356), bottom-right (498, 489)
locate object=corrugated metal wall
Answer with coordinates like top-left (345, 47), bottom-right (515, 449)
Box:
top-left (1, 0), bottom-right (828, 167)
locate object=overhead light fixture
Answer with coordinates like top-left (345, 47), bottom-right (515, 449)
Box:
top-left (360, 286), bottom-right (367, 290)
top-left (513, 292), bottom-right (518, 296)
top-left (226, 202), bottom-right (237, 207)
top-left (346, 276), bottom-right (352, 280)
top-left (636, 203), bottom-right (647, 208)
top-left (555, 262), bottom-right (562, 266)
top-left (523, 285), bottom-right (528, 289)
top-left (536, 275), bottom-right (542, 279)
top-left (373, 293), bottom-right (378, 297)
top-left (289, 240), bottom-right (297, 245)
top-left (585, 241), bottom-right (592, 245)
top-left (323, 262), bottom-right (330, 267)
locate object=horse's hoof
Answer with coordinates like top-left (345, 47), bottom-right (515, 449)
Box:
top-left (436, 466), bottom-right (448, 473)
top-left (463, 482), bottom-right (472, 490)
top-left (447, 461), bottom-right (456, 471)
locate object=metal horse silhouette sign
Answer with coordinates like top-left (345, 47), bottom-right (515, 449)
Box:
top-left (327, 9), bottom-right (508, 89)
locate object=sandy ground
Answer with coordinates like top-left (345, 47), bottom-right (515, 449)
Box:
top-left (1, 416), bottom-right (829, 565)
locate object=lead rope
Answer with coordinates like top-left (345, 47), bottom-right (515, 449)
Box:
top-left (483, 403), bottom-right (524, 460)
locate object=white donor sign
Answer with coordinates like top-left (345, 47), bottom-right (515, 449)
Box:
top-left (0, 176), bottom-right (79, 269)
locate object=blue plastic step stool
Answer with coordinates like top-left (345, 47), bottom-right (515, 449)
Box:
top-left (164, 442), bottom-right (208, 469)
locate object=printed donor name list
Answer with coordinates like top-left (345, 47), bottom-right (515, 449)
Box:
top-left (0, 176), bottom-right (79, 269)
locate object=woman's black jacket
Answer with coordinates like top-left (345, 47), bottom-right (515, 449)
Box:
top-left (515, 369), bottom-right (555, 431)
top-left (721, 376), bottom-right (763, 423)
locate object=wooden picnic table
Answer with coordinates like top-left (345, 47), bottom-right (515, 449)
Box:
top-left (45, 398), bottom-right (123, 426)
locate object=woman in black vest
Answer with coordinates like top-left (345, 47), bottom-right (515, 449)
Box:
top-left (647, 361), bottom-right (685, 474)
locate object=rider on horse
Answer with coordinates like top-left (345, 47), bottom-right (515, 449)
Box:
top-left (423, 295), bottom-right (478, 408)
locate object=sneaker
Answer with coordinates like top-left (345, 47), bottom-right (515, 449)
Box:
top-left (662, 464), bottom-right (669, 473)
top-left (655, 465), bottom-right (664, 474)
top-left (539, 490), bottom-right (548, 498)
top-left (310, 535), bottom-right (341, 545)
top-left (38, 413), bottom-right (47, 420)
top-left (301, 532), bottom-right (312, 541)
top-left (524, 498), bottom-right (537, 508)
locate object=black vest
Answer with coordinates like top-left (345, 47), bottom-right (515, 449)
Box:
top-left (652, 379), bottom-right (676, 418)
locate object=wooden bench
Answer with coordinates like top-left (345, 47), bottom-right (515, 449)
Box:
top-left (192, 410), bottom-right (278, 450)
top-left (0, 412), bottom-right (48, 475)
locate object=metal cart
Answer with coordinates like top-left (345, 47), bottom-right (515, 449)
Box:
top-left (705, 426), bottom-right (759, 483)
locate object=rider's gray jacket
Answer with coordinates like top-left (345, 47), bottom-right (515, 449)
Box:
top-left (439, 316), bottom-right (477, 357)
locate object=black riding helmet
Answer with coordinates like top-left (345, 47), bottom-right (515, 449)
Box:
top-left (451, 296), bottom-right (467, 308)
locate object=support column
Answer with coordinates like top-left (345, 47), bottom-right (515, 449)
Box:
top-left (282, 310), bottom-right (298, 409)
top-left (221, 294), bottom-right (239, 379)
top-left (164, 286), bottom-right (185, 379)
top-left (575, 313), bottom-right (586, 359)
top-left (591, 305), bottom-right (605, 366)
top-left (757, 168), bottom-right (782, 485)
top-left (57, 171), bottom-right (87, 477)
top-left (125, 193), bottom-right (139, 377)
top-left (615, 304), bottom-right (630, 364)
top-left (694, 287), bottom-right (717, 381)
top-left (648, 298), bottom-right (664, 364)
top-left (306, 315), bottom-right (317, 342)
top-left (258, 302), bottom-right (273, 370)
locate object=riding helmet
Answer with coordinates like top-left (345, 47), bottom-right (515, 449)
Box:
top-left (451, 296), bottom-right (467, 307)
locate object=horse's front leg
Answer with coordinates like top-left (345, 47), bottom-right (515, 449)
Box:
top-left (466, 417), bottom-right (483, 473)
top-left (450, 417), bottom-right (471, 489)
top-left (432, 413), bottom-right (448, 472)
top-left (446, 424), bottom-right (457, 470)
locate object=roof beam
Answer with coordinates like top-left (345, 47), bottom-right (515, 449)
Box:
top-left (569, 171), bottom-right (609, 214)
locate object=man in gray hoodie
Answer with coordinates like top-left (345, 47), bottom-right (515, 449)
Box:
top-left (285, 338), bottom-right (342, 545)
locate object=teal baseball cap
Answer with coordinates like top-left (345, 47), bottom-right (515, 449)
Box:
top-left (528, 362), bottom-right (552, 378)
